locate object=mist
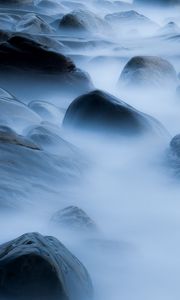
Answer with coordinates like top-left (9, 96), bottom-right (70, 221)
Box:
top-left (0, 0), bottom-right (180, 299)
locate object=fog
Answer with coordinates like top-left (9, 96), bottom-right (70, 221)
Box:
top-left (0, 0), bottom-right (180, 299)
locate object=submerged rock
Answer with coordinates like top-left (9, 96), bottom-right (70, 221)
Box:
top-left (118, 56), bottom-right (178, 90)
top-left (28, 100), bottom-right (64, 124)
top-left (51, 206), bottom-right (98, 234)
top-left (0, 232), bottom-right (93, 300)
top-left (0, 126), bottom-right (40, 150)
top-left (63, 90), bottom-right (167, 138)
top-left (134, 0), bottom-right (180, 6)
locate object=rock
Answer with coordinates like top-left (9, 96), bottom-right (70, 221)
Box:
top-left (0, 88), bottom-right (41, 131)
top-left (118, 56), bottom-right (178, 90)
top-left (59, 9), bottom-right (110, 35)
top-left (15, 13), bottom-right (54, 34)
top-left (51, 206), bottom-right (98, 234)
top-left (105, 10), bottom-right (158, 36)
top-left (62, 90), bottom-right (168, 138)
top-left (157, 22), bottom-right (180, 36)
top-left (0, 232), bottom-right (93, 300)
top-left (0, 34), bottom-right (93, 101)
top-left (0, 137), bottom-right (84, 210)
top-left (25, 124), bottom-right (81, 157)
top-left (28, 100), bottom-right (64, 124)
top-left (170, 134), bottom-right (180, 157)
top-left (134, 0), bottom-right (180, 6)
top-left (0, 126), bottom-right (40, 150)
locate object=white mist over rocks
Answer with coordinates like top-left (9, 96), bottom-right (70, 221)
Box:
top-left (0, 0), bottom-right (179, 300)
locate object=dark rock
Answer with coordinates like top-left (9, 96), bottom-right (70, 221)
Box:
top-left (0, 126), bottom-right (40, 150)
top-left (51, 206), bottom-right (98, 234)
top-left (0, 34), bottom-right (93, 101)
top-left (118, 56), bottom-right (178, 89)
top-left (63, 90), bottom-right (168, 138)
top-left (59, 9), bottom-right (110, 35)
top-left (0, 232), bottom-right (93, 300)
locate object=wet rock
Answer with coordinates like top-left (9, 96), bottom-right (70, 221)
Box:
top-left (105, 10), bottom-right (158, 35)
top-left (0, 126), bottom-right (40, 150)
top-left (118, 56), bottom-right (178, 90)
top-left (28, 100), bottom-right (64, 124)
top-left (0, 34), bottom-right (93, 101)
top-left (63, 90), bottom-right (168, 138)
top-left (15, 13), bottom-right (54, 34)
top-left (59, 9), bottom-right (110, 35)
top-left (0, 232), bottom-right (93, 300)
top-left (176, 85), bottom-right (180, 98)
top-left (51, 206), bottom-right (98, 234)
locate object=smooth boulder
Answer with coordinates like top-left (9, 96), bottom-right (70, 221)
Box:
top-left (59, 9), bottom-right (109, 35)
top-left (118, 56), bottom-right (178, 90)
top-left (63, 90), bottom-right (167, 138)
top-left (0, 232), bottom-right (93, 300)
top-left (0, 34), bottom-right (93, 101)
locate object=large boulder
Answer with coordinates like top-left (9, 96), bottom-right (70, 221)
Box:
top-left (62, 90), bottom-right (167, 138)
top-left (118, 56), bottom-right (178, 90)
top-left (59, 9), bottom-right (110, 35)
top-left (0, 232), bottom-right (93, 300)
top-left (0, 34), bottom-right (93, 101)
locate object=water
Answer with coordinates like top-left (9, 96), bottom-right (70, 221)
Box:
top-left (0, 0), bottom-right (180, 299)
